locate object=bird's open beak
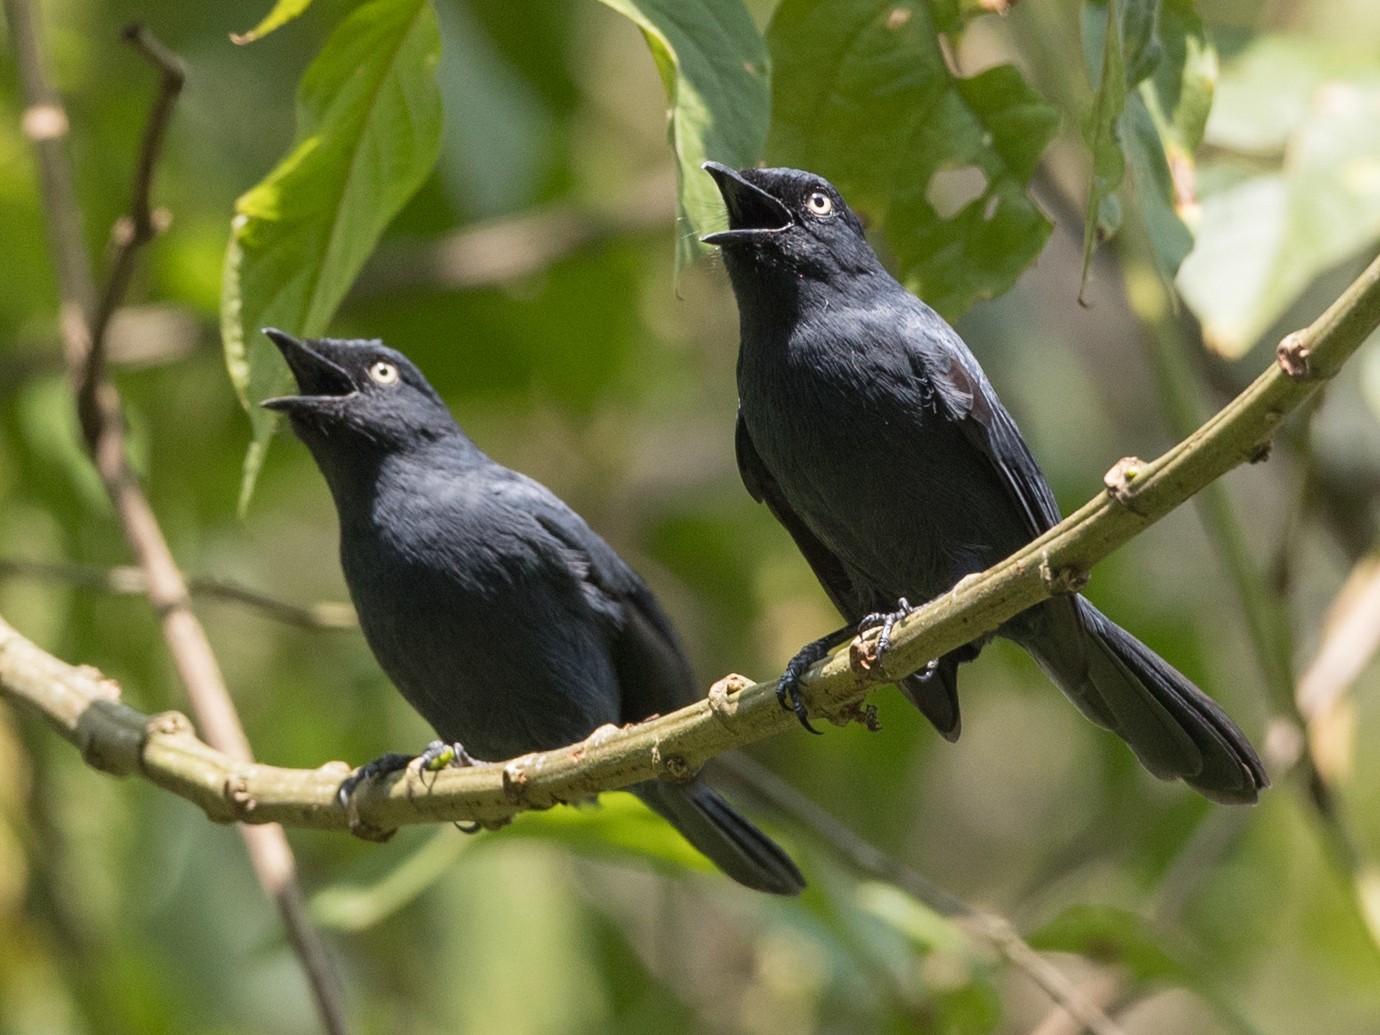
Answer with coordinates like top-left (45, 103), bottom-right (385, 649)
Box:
top-left (700, 162), bottom-right (792, 246)
top-left (260, 328), bottom-right (356, 412)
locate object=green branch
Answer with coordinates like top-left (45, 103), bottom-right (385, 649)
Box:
top-left (2, 252), bottom-right (1378, 837)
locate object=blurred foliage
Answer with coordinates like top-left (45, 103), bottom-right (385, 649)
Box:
top-left (1, 0), bottom-right (1380, 1033)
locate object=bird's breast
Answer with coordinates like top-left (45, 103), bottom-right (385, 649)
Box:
top-left (739, 345), bottom-right (1018, 601)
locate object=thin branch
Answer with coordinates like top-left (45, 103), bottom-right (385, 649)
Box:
top-left (0, 558), bottom-right (358, 631)
top-left (5, 8), bottom-right (349, 1033)
top-left (1296, 552), bottom-right (1380, 785)
top-left (717, 756), bottom-right (1127, 1035)
top-left (3, 250), bottom-right (1377, 835)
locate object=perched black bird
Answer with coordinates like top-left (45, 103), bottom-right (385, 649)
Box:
top-left (702, 163), bottom-right (1268, 804)
top-left (262, 329), bottom-right (804, 894)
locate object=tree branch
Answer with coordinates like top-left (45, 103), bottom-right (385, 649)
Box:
top-left (5, 8), bottom-right (349, 1032)
top-left (3, 250), bottom-right (1376, 837)
top-left (0, 558), bottom-right (358, 631)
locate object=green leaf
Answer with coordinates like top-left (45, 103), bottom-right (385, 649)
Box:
top-left (1028, 905), bottom-right (1265, 1035)
top-left (1178, 41), bottom-right (1380, 356)
top-left (1080, 0), bottom-right (1130, 298)
top-left (1080, 0), bottom-right (1206, 290)
top-left (232, 0), bottom-right (315, 45)
top-left (596, 0), bottom-right (770, 273)
top-left (221, 0), bottom-right (443, 510)
top-left (504, 793), bottom-right (722, 875)
top-left (767, 0), bottom-right (1059, 320)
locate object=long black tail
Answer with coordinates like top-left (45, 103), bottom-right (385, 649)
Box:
top-left (634, 778), bottom-right (805, 895)
top-left (1019, 597), bottom-right (1269, 803)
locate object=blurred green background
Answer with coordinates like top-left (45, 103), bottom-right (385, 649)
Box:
top-left (3, 0), bottom-right (1380, 1032)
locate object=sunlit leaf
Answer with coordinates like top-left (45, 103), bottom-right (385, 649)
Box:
top-left (596, 0), bottom-right (771, 272)
top-left (221, 0), bottom-right (443, 510)
top-left (1178, 40), bottom-right (1380, 356)
top-left (232, 0), bottom-right (315, 45)
top-left (767, 0), bottom-right (1059, 320)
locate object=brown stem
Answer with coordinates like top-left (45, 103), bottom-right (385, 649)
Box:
top-left (4, 5), bottom-right (349, 1032)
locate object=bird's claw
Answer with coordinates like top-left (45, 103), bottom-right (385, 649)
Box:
top-left (857, 598), bottom-right (914, 669)
top-left (775, 627), bottom-right (855, 735)
top-left (336, 751), bottom-right (414, 809)
top-left (776, 650), bottom-right (825, 735)
top-left (418, 739), bottom-right (482, 773)
top-left (337, 741), bottom-right (485, 809)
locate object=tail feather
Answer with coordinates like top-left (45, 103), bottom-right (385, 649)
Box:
top-left (634, 778), bottom-right (805, 895)
top-left (1020, 597), bottom-right (1269, 804)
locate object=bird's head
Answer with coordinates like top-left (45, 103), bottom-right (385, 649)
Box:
top-left (261, 330), bottom-right (457, 456)
top-left (701, 163), bottom-right (879, 285)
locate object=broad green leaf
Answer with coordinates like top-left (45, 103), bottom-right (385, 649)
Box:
top-left (232, 0), bottom-right (315, 45)
top-left (222, 0), bottom-right (443, 509)
top-left (596, 0), bottom-right (770, 272)
top-left (1178, 40), bottom-right (1380, 356)
top-left (1028, 905), bottom-right (1265, 1035)
top-left (767, 0), bottom-right (1060, 320)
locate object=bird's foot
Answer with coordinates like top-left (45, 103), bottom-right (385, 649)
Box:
top-left (337, 741), bottom-right (486, 814)
top-left (336, 751), bottom-right (415, 809)
top-left (776, 626), bottom-right (854, 735)
top-left (417, 739), bottom-right (484, 773)
top-left (857, 597), bottom-right (915, 670)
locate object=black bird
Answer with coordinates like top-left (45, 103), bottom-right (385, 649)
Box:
top-left (262, 329), bottom-right (804, 894)
top-left (702, 163), bottom-right (1267, 804)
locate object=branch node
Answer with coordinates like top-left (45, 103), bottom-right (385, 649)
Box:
top-left (1277, 331), bottom-right (1312, 380)
top-left (225, 769), bottom-right (257, 817)
top-left (1039, 551), bottom-right (1090, 595)
top-left (708, 673), bottom-right (751, 725)
top-left (651, 740), bottom-right (693, 782)
top-left (502, 754), bottom-right (539, 805)
top-left (147, 709), bottom-right (191, 736)
top-left (849, 631), bottom-right (880, 673)
top-left (843, 701), bottom-right (882, 732)
top-left (1103, 456), bottom-right (1147, 511)
top-left (77, 664), bottom-right (122, 699)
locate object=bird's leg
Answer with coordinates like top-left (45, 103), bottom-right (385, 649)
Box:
top-left (857, 597), bottom-right (915, 670)
top-left (777, 625), bottom-right (856, 735)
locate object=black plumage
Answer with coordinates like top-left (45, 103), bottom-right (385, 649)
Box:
top-left (702, 163), bottom-right (1267, 804)
top-left (263, 329), bottom-right (804, 893)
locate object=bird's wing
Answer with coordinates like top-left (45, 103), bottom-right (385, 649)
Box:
top-left (736, 409), bottom-right (868, 618)
top-left (902, 308), bottom-right (1063, 537)
top-left (501, 475), bottom-right (701, 722)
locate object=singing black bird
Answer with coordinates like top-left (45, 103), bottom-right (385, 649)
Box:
top-left (262, 329), bottom-right (804, 894)
top-left (702, 163), bottom-right (1267, 804)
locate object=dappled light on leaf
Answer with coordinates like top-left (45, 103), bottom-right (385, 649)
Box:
top-left (767, 0), bottom-right (1059, 320)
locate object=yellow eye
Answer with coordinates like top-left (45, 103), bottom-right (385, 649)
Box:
top-left (368, 360), bottom-right (399, 385)
top-left (806, 192), bottom-right (834, 217)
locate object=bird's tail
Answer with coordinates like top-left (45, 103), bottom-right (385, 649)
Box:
top-left (633, 778), bottom-right (805, 895)
top-left (1017, 597), bottom-right (1269, 804)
